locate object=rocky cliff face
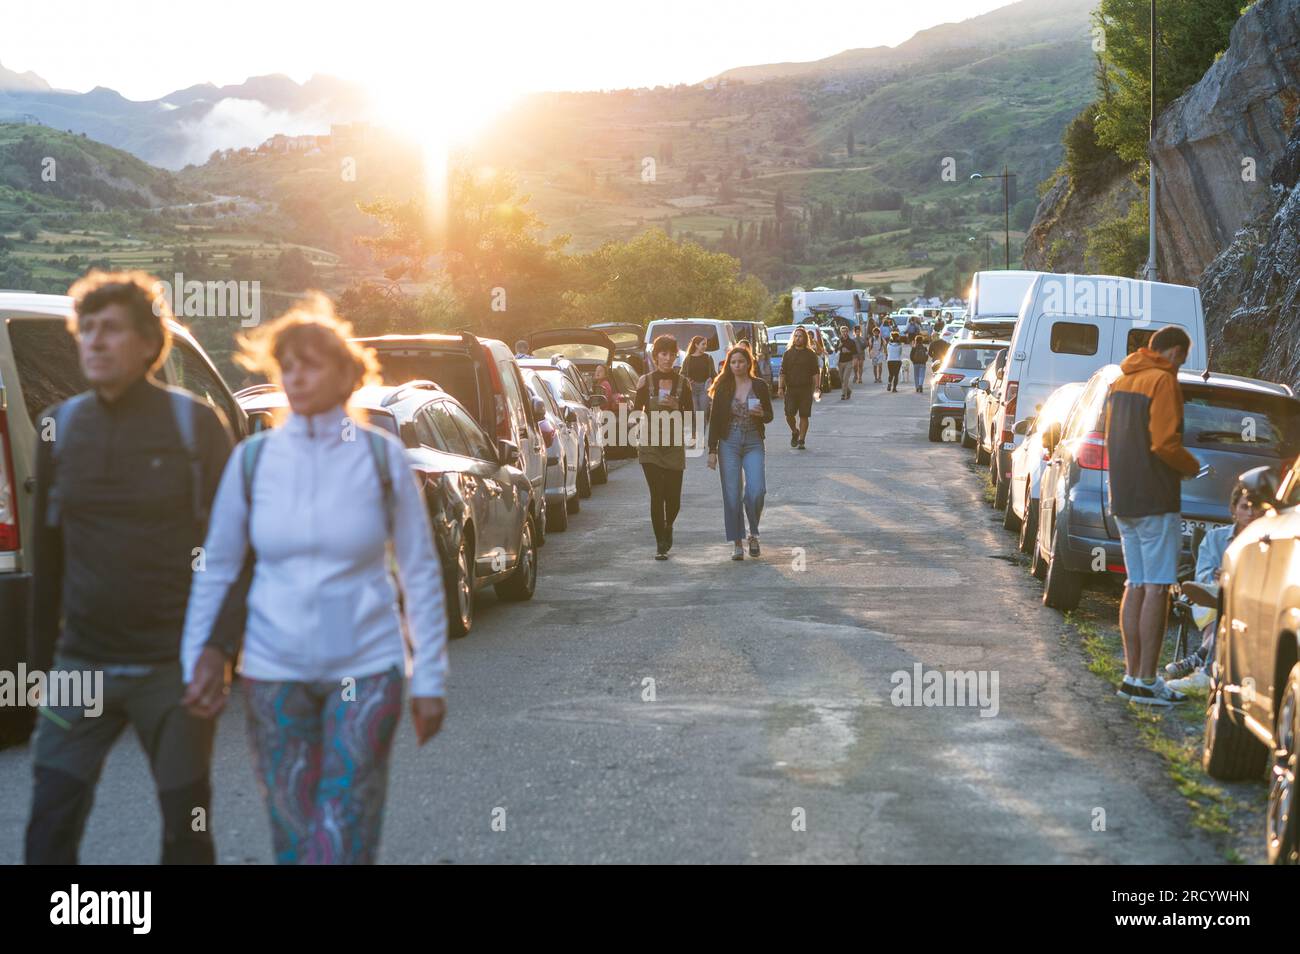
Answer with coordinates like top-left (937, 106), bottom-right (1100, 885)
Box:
top-left (1022, 164), bottom-right (1139, 273)
top-left (1200, 113), bottom-right (1300, 386)
top-left (1151, 0), bottom-right (1300, 285)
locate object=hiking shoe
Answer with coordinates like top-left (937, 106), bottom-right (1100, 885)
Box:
top-left (1127, 678), bottom-right (1187, 707)
top-left (654, 550), bottom-right (668, 561)
top-left (1167, 668), bottom-right (1210, 693)
top-left (790, 433), bottom-right (799, 448)
top-left (1165, 652), bottom-right (1205, 680)
top-left (748, 535), bottom-right (760, 557)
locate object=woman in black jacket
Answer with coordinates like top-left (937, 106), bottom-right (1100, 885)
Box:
top-left (706, 345), bottom-right (774, 560)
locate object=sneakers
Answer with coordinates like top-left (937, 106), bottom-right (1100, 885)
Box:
top-left (797, 440), bottom-right (806, 450)
top-left (1167, 668), bottom-right (1210, 693)
top-left (731, 543), bottom-right (744, 561)
top-left (1117, 676), bottom-right (1188, 707)
top-left (748, 535), bottom-right (760, 557)
top-left (1165, 651), bottom-right (1205, 680)
top-left (790, 433), bottom-right (799, 448)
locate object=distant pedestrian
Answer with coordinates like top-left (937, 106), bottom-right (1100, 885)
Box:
top-left (778, 326), bottom-right (819, 450)
top-left (181, 296), bottom-right (449, 864)
top-left (836, 331), bottom-right (859, 400)
top-left (1104, 324), bottom-right (1200, 707)
top-left (885, 331), bottom-right (903, 392)
top-left (707, 345), bottom-right (774, 561)
top-left (852, 326), bottom-right (866, 383)
top-left (26, 271), bottom-right (234, 865)
top-left (592, 362), bottom-right (616, 406)
top-left (909, 334), bottom-right (929, 392)
top-left (634, 335), bottom-right (695, 559)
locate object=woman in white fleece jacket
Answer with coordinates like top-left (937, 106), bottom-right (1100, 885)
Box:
top-left (180, 297), bottom-right (447, 865)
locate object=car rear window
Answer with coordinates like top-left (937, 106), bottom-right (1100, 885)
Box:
top-left (6, 318), bottom-right (87, 425)
top-left (947, 346), bottom-right (1004, 371)
top-left (370, 350), bottom-right (481, 420)
top-left (649, 323), bottom-right (719, 352)
top-left (532, 342), bottom-right (610, 361)
top-left (1182, 389), bottom-right (1300, 459)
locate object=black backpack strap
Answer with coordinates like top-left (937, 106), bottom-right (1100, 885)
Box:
top-left (44, 392), bottom-right (92, 527)
top-left (164, 387), bottom-right (207, 527)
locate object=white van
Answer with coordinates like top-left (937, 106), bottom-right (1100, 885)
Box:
top-left (644, 318), bottom-right (738, 373)
top-left (966, 269), bottom-right (1043, 338)
top-left (988, 273), bottom-right (1209, 505)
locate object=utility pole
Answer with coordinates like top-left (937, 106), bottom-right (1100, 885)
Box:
top-left (1142, 0), bottom-right (1160, 281)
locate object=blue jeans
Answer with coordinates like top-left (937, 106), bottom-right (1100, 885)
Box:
top-left (718, 426), bottom-right (765, 542)
top-left (913, 362), bottom-right (926, 389)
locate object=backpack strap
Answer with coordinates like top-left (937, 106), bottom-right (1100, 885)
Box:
top-left (45, 392), bottom-right (92, 527)
top-left (164, 387), bottom-right (208, 527)
top-left (241, 431), bottom-right (271, 512)
top-left (364, 429), bottom-right (396, 542)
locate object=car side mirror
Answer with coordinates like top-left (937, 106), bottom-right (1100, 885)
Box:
top-left (1042, 421), bottom-right (1063, 453)
top-left (976, 379), bottom-right (991, 392)
top-left (563, 407), bottom-right (578, 425)
top-left (1013, 417), bottom-right (1034, 436)
top-left (247, 409), bottom-right (275, 433)
top-left (497, 439), bottom-right (522, 468)
top-left (1238, 465), bottom-right (1280, 508)
top-left (586, 393), bottom-right (607, 409)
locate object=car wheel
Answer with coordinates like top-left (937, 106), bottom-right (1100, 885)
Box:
top-left (577, 446), bottom-right (592, 499)
top-left (446, 533), bottom-right (475, 638)
top-left (1266, 663), bottom-right (1300, 864)
top-left (545, 489), bottom-right (569, 532)
top-left (1018, 493), bottom-right (1038, 555)
top-left (1001, 477), bottom-right (1019, 531)
top-left (927, 417), bottom-right (943, 442)
top-left (533, 494), bottom-right (546, 547)
top-left (591, 452), bottom-right (608, 484)
top-left (1202, 658), bottom-right (1269, 781)
top-left (1042, 514), bottom-right (1082, 610)
top-left (961, 423), bottom-right (976, 449)
top-left (974, 432), bottom-right (989, 465)
top-left (495, 515), bottom-right (538, 602)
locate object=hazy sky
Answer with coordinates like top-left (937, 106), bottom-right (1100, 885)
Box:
top-left (4, 0), bottom-right (1010, 100)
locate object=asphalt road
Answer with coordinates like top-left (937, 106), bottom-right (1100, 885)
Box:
top-left (0, 373), bottom-right (1222, 863)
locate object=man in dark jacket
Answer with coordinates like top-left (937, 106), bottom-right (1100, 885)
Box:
top-left (25, 271), bottom-right (233, 863)
top-left (1104, 324), bottom-right (1200, 707)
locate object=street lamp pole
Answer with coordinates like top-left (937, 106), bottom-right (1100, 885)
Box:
top-left (970, 169), bottom-right (1016, 269)
top-left (1142, 0), bottom-right (1160, 281)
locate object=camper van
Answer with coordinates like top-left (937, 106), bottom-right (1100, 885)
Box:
top-left (987, 273), bottom-right (1209, 509)
top-left (965, 270), bottom-right (1042, 339)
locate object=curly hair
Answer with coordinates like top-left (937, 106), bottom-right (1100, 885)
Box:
top-left (67, 270), bottom-right (173, 372)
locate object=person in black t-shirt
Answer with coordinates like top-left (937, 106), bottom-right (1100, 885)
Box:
top-left (836, 333), bottom-right (859, 401)
top-left (778, 326), bottom-right (819, 450)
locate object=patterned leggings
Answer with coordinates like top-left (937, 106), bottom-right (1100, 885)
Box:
top-left (244, 667), bottom-right (403, 864)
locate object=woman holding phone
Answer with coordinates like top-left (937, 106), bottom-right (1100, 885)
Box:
top-left (633, 335), bottom-right (694, 560)
top-left (707, 345), bottom-right (774, 561)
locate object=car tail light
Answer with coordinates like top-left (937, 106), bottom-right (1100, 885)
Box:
top-left (538, 418), bottom-right (556, 449)
top-left (1077, 430), bottom-right (1108, 470)
top-left (999, 382), bottom-right (1018, 445)
top-left (938, 373), bottom-right (963, 385)
top-left (0, 410), bottom-right (19, 553)
top-left (1107, 562), bottom-right (1126, 574)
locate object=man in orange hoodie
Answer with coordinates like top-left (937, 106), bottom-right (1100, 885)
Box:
top-left (1104, 325), bottom-right (1201, 706)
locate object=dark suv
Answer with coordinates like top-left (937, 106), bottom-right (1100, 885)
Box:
top-left (1035, 366), bottom-right (1300, 611)
top-left (238, 381), bottom-right (537, 638)
top-left (1, 293), bottom-right (250, 746)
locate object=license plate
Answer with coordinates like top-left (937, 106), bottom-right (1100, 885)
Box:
top-left (1181, 519), bottom-right (1225, 537)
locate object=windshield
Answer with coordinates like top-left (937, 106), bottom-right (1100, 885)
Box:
top-left (649, 323), bottom-right (719, 351)
top-left (1182, 388), bottom-right (1300, 459)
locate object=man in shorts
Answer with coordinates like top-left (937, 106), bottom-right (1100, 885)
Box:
top-left (779, 326), bottom-right (819, 451)
top-left (1104, 325), bottom-right (1201, 706)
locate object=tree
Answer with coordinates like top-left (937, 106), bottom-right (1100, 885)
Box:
top-left (276, 248), bottom-right (316, 291)
top-left (19, 219), bottom-right (39, 242)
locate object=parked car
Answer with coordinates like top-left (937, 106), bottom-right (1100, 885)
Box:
top-left (1033, 367), bottom-right (1300, 611)
top-left (517, 358), bottom-right (606, 496)
top-left (644, 318), bottom-right (737, 376)
top-left (1003, 381), bottom-right (1087, 551)
top-left (1204, 464), bottom-right (1300, 864)
top-left (992, 274), bottom-right (1210, 517)
top-left (769, 324), bottom-right (832, 394)
top-left (588, 322), bottom-right (646, 374)
top-left (1, 293), bottom-right (252, 746)
top-left (964, 269), bottom-right (1040, 340)
top-left (237, 381), bottom-right (537, 638)
top-left (353, 332), bottom-right (550, 546)
top-left (964, 349), bottom-right (1007, 460)
top-left (521, 369), bottom-right (580, 531)
top-left (929, 339), bottom-right (1008, 442)
top-left (603, 359), bottom-right (640, 458)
